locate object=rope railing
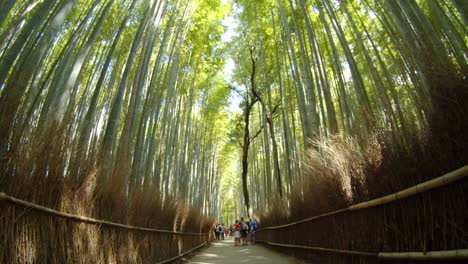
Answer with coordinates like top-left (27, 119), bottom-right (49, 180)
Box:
top-left (257, 164), bottom-right (468, 231)
top-left (0, 191), bottom-right (211, 263)
top-left (257, 241), bottom-right (468, 260)
top-left (256, 240), bottom-right (377, 257)
top-left (256, 164), bottom-right (468, 260)
top-left (0, 192), bottom-right (207, 236)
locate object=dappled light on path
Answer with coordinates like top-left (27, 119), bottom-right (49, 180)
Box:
top-left (186, 239), bottom-right (304, 264)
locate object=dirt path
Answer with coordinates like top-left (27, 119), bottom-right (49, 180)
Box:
top-left (185, 238), bottom-right (304, 264)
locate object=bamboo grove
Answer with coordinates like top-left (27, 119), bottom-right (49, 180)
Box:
top-left (1, 0), bottom-right (468, 262)
top-left (1, 0), bottom-right (232, 212)
top-left (226, 0), bottom-right (467, 215)
top-left (0, 0), bottom-right (230, 261)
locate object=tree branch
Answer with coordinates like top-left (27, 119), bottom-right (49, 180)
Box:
top-left (229, 85), bottom-right (246, 101)
top-left (251, 125), bottom-right (264, 140)
top-left (272, 102), bottom-right (281, 114)
top-left (238, 138), bottom-right (243, 148)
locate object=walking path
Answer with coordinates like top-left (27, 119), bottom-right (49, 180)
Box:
top-left (185, 238), bottom-right (304, 264)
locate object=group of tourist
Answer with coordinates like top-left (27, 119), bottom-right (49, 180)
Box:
top-left (214, 223), bottom-right (229, 240)
top-left (214, 217), bottom-right (257, 246)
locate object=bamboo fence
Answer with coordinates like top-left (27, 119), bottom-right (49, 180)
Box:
top-left (256, 165), bottom-right (468, 262)
top-left (0, 192), bottom-right (210, 263)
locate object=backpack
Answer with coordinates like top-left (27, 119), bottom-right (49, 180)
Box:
top-left (241, 221), bottom-right (248, 231)
top-left (217, 225), bottom-right (223, 232)
top-left (251, 221), bottom-right (257, 230)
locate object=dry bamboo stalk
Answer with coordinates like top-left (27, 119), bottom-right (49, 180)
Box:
top-left (260, 208), bottom-right (350, 230)
top-left (349, 164), bottom-right (468, 210)
top-left (258, 164), bottom-right (468, 231)
top-left (0, 192), bottom-right (207, 236)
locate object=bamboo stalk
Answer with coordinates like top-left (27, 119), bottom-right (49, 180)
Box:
top-left (259, 208), bottom-right (350, 230)
top-left (257, 240), bottom-right (468, 260)
top-left (257, 240), bottom-right (377, 257)
top-left (349, 165), bottom-right (468, 211)
top-left (378, 249), bottom-right (468, 260)
top-left (0, 192), bottom-right (207, 236)
top-left (258, 164), bottom-right (468, 231)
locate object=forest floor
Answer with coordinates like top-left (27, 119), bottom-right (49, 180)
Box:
top-left (182, 237), bottom-right (305, 264)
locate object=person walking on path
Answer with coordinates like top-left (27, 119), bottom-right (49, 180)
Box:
top-left (221, 223), bottom-right (225, 240)
top-left (214, 225), bottom-right (219, 240)
top-left (233, 220), bottom-right (241, 246)
top-left (229, 224), bottom-right (234, 237)
top-left (240, 217), bottom-right (249, 246)
top-left (249, 218), bottom-right (257, 244)
top-left (215, 223), bottom-right (224, 240)
top-left (224, 224), bottom-right (230, 238)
